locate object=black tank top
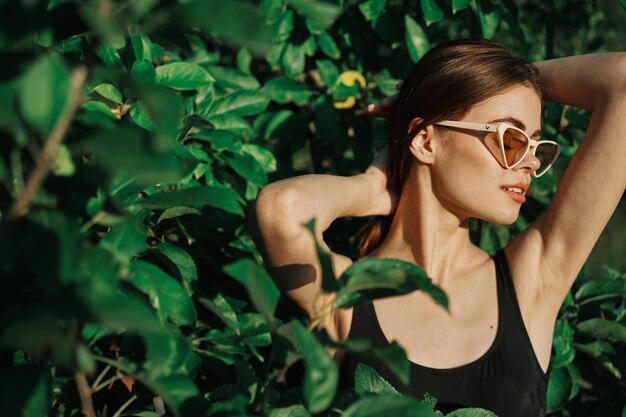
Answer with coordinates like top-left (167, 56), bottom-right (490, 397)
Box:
top-left (338, 249), bottom-right (549, 417)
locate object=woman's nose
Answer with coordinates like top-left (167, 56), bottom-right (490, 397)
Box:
top-left (516, 146), bottom-right (541, 174)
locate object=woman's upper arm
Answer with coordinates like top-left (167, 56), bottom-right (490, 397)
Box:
top-left (249, 184), bottom-right (353, 338)
top-left (515, 54), bottom-right (626, 304)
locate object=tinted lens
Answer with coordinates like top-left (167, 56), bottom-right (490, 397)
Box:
top-left (534, 142), bottom-right (559, 176)
top-left (502, 128), bottom-right (528, 166)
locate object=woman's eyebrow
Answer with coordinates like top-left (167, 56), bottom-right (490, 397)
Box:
top-left (488, 117), bottom-right (542, 137)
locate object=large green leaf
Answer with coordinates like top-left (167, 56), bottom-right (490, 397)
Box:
top-left (223, 259), bottom-right (281, 324)
top-left (209, 90), bottom-right (270, 117)
top-left (445, 409), bottom-right (497, 416)
top-left (452, 0), bottom-right (470, 13)
top-left (261, 0), bottom-right (287, 25)
top-left (342, 394), bottom-right (438, 417)
top-left (99, 219), bottom-right (148, 265)
top-left (281, 43), bottom-right (306, 77)
top-left (288, 0), bottom-right (342, 29)
top-left (475, 0), bottom-right (500, 38)
top-left (132, 186), bottom-right (244, 216)
top-left (334, 258), bottom-right (447, 309)
top-left (576, 319), bottom-right (626, 342)
top-left (224, 151), bottom-right (268, 187)
top-left (552, 319), bottom-right (575, 368)
top-left (156, 242), bottom-right (198, 295)
top-left (0, 365), bottom-right (51, 417)
top-left (574, 278), bottom-right (626, 301)
top-left (156, 62), bottom-right (215, 90)
top-left (206, 66), bottom-right (261, 90)
top-left (304, 219), bottom-right (338, 293)
top-left (354, 363), bottom-right (400, 396)
top-left (404, 15), bottom-right (430, 62)
top-left (293, 320), bottom-right (338, 413)
top-left (73, 128), bottom-right (196, 186)
top-left (262, 76), bottom-right (313, 104)
top-left (18, 55), bottom-right (71, 137)
top-left (93, 83), bottom-right (123, 104)
top-left (359, 0), bottom-right (388, 25)
top-left (317, 31), bottom-right (341, 59)
top-left (130, 260), bottom-right (197, 326)
top-left (420, 0), bottom-right (444, 25)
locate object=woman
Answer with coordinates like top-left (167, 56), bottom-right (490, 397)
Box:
top-left (250, 39), bottom-right (626, 416)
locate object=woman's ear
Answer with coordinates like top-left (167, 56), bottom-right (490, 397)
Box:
top-left (408, 123), bottom-right (436, 165)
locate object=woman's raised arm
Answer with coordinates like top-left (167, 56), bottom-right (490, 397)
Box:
top-left (249, 150), bottom-right (395, 329)
top-left (509, 53), bottom-right (626, 306)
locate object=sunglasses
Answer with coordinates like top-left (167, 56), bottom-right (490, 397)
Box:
top-left (434, 120), bottom-right (561, 178)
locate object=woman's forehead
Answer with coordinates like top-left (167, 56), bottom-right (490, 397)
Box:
top-left (463, 85), bottom-right (542, 133)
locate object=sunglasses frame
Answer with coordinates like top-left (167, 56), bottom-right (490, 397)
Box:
top-left (433, 120), bottom-right (561, 178)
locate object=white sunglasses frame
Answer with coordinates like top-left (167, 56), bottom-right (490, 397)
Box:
top-left (433, 120), bottom-right (561, 178)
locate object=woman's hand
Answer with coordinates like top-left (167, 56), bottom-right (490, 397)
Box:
top-left (363, 82), bottom-right (401, 117)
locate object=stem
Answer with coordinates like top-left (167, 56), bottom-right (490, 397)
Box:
top-left (74, 372), bottom-right (97, 417)
top-left (91, 364), bottom-right (112, 390)
top-left (112, 394), bottom-right (137, 417)
top-left (9, 66), bottom-right (87, 219)
top-left (93, 373), bottom-right (125, 393)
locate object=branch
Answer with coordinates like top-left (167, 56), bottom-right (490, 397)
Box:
top-left (8, 66), bottom-right (88, 218)
top-left (75, 372), bottom-right (97, 417)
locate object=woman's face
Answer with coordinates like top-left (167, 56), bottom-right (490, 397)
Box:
top-left (430, 84), bottom-right (542, 225)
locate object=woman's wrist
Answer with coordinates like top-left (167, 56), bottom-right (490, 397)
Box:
top-left (355, 169), bottom-right (396, 217)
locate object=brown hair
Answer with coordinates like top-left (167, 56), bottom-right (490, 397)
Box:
top-left (356, 38), bottom-right (542, 258)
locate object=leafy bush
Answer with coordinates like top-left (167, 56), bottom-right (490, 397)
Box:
top-left (0, 0), bottom-right (624, 416)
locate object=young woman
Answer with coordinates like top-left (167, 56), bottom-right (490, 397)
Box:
top-left (250, 39), bottom-right (626, 416)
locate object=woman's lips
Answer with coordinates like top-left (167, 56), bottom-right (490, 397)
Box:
top-left (502, 188), bottom-right (526, 203)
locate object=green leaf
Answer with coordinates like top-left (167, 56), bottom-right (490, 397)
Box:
top-left (224, 151), bottom-right (268, 187)
top-left (129, 102), bottom-right (154, 130)
top-left (262, 77), bottom-right (313, 104)
top-left (131, 260), bottom-right (197, 326)
top-left (205, 113), bottom-right (253, 137)
top-left (155, 62), bottom-right (215, 90)
top-left (133, 186), bottom-right (244, 216)
top-left (82, 101), bottom-right (118, 119)
top-left (156, 242), bottom-right (198, 295)
top-left (193, 130), bottom-right (243, 152)
top-left (269, 404), bottom-right (311, 417)
top-left (261, 0), bottom-right (287, 25)
top-left (206, 66), bottom-right (261, 90)
top-left (576, 319), bottom-right (626, 342)
top-left (93, 83), bottom-right (123, 104)
top-left (131, 34), bottom-right (153, 62)
top-left (334, 258), bottom-right (447, 309)
top-left (50, 144), bottom-right (76, 176)
top-left (359, 0), bottom-right (388, 25)
top-left (452, 0), bottom-right (470, 13)
top-left (342, 394), bottom-right (438, 417)
top-left (304, 219), bottom-right (338, 293)
top-left (354, 363), bottom-right (400, 396)
top-left (74, 128), bottom-right (195, 186)
top-left (404, 15), bottom-right (430, 63)
top-left (281, 43), bottom-right (306, 77)
top-left (446, 409), bottom-right (497, 416)
top-left (237, 48), bottom-right (253, 73)
top-left (18, 55), bottom-right (71, 137)
top-left (546, 367), bottom-right (571, 413)
top-left (242, 144), bottom-right (277, 173)
top-left (268, 9), bottom-right (294, 42)
top-left (475, 0), bottom-right (500, 38)
top-left (100, 219), bottom-right (148, 265)
top-left (288, 0), bottom-right (342, 30)
top-left (293, 320), bottom-right (338, 413)
top-left (315, 59), bottom-right (340, 87)
top-left (131, 59), bottom-right (157, 84)
top-left (317, 31), bottom-right (341, 59)
top-left (209, 90), bottom-right (270, 117)
top-left (157, 206), bottom-right (202, 223)
top-left (574, 278), bottom-right (626, 300)
top-left (198, 293), bottom-right (240, 332)
top-left (420, 0), bottom-right (444, 25)
top-left (0, 365), bottom-right (51, 417)
top-left (552, 319), bottom-right (575, 368)
top-left (223, 259), bottom-right (281, 324)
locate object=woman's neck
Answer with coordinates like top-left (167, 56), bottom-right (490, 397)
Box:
top-left (368, 165), bottom-right (484, 284)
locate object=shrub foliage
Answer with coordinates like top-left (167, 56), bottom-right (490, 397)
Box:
top-left (0, 0), bottom-right (624, 416)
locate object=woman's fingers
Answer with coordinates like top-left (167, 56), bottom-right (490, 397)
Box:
top-left (364, 82), bottom-right (402, 117)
